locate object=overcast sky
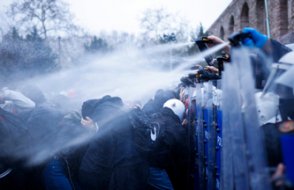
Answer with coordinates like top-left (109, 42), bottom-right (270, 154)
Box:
top-left (66, 0), bottom-right (232, 34)
top-left (0, 0), bottom-right (232, 34)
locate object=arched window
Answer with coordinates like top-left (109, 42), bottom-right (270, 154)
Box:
top-left (256, 0), bottom-right (266, 33)
top-left (220, 26), bottom-right (225, 40)
top-left (229, 16), bottom-right (235, 34)
top-left (279, 0), bottom-right (289, 35)
top-left (241, 3), bottom-right (249, 28)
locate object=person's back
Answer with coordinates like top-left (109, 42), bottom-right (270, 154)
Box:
top-left (0, 107), bottom-right (32, 190)
top-left (150, 107), bottom-right (190, 190)
top-left (109, 113), bottom-right (148, 189)
top-left (79, 119), bottom-right (116, 189)
top-left (79, 96), bottom-right (148, 190)
top-left (26, 103), bottom-right (64, 148)
top-left (144, 98), bottom-right (191, 190)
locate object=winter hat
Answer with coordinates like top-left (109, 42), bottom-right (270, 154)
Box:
top-left (81, 95), bottom-right (123, 121)
top-left (81, 99), bottom-right (100, 119)
top-left (91, 96), bottom-right (123, 123)
top-left (163, 98), bottom-right (185, 120)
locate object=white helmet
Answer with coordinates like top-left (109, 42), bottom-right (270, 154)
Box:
top-left (279, 51), bottom-right (294, 65)
top-left (260, 51), bottom-right (294, 122)
top-left (163, 98), bottom-right (185, 121)
top-left (263, 51), bottom-right (294, 97)
top-left (275, 51), bottom-right (294, 91)
top-left (255, 91), bottom-right (279, 125)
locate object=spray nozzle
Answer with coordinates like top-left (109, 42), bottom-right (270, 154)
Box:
top-left (200, 36), bottom-right (213, 44)
top-left (228, 31), bottom-right (252, 47)
top-left (216, 53), bottom-right (230, 72)
top-left (195, 37), bottom-right (214, 65)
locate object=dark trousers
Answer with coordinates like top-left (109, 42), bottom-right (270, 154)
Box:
top-left (148, 167), bottom-right (174, 190)
top-left (43, 158), bottom-right (72, 190)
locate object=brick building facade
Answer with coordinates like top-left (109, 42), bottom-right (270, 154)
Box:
top-left (207, 0), bottom-right (294, 44)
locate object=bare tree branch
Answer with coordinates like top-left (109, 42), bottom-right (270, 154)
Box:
top-left (7, 0), bottom-right (77, 39)
top-left (139, 8), bottom-right (191, 43)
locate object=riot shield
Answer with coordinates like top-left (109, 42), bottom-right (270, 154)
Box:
top-left (221, 61), bottom-right (250, 190)
top-left (195, 83), bottom-right (206, 190)
top-left (221, 48), bottom-right (271, 190)
top-left (204, 81), bottom-right (218, 190)
top-left (194, 81), bottom-right (220, 190)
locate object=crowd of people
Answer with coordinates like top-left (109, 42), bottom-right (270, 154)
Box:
top-left (0, 27), bottom-right (293, 190)
top-left (0, 84), bottom-right (196, 190)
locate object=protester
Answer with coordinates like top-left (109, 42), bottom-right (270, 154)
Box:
top-left (148, 98), bottom-right (190, 190)
top-left (0, 107), bottom-right (31, 190)
top-left (1, 26), bottom-right (294, 190)
top-left (79, 95), bottom-right (149, 190)
top-left (23, 87), bottom-right (65, 190)
top-left (42, 111), bottom-right (92, 190)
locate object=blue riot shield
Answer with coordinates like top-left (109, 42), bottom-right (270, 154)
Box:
top-left (203, 82), bottom-right (218, 190)
top-left (195, 83), bottom-right (206, 190)
top-left (194, 81), bottom-right (220, 190)
top-left (215, 109), bottom-right (222, 190)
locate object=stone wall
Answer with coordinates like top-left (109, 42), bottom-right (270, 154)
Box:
top-left (207, 0), bottom-right (294, 44)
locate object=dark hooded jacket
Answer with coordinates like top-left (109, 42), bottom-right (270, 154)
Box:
top-left (0, 108), bottom-right (33, 190)
top-left (79, 96), bottom-right (148, 190)
top-left (0, 108), bottom-right (29, 167)
top-left (148, 107), bottom-right (190, 190)
top-left (26, 103), bottom-right (64, 158)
